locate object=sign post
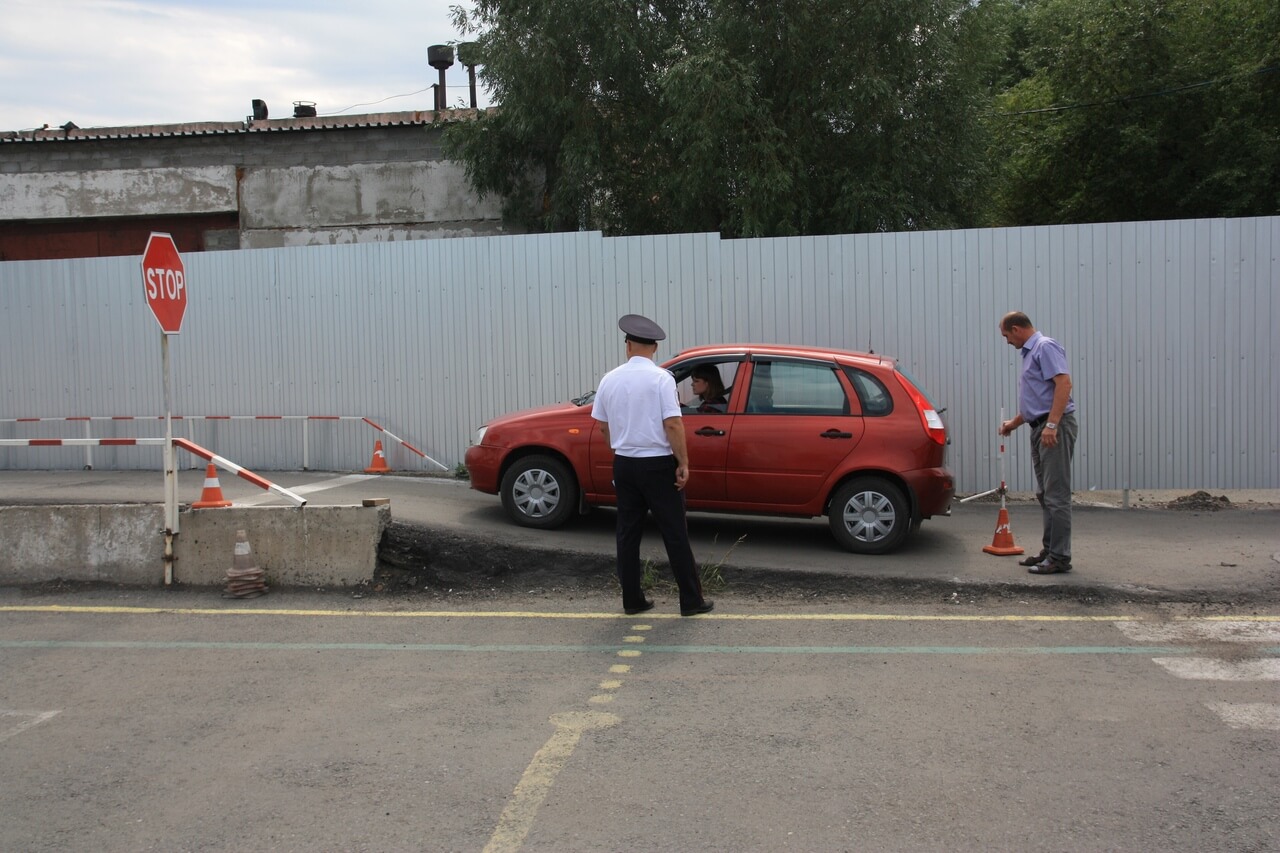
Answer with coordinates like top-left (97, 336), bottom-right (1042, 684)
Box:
top-left (141, 233), bottom-right (188, 584)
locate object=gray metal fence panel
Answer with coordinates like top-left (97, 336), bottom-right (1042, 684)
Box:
top-left (2, 218), bottom-right (1277, 492)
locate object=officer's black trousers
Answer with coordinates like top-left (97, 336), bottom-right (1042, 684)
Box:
top-left (613, 454), bottom-right (703, 611)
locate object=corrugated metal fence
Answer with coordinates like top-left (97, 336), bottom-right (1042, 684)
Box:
top-left (2, 217), bottom-right (1277, 492)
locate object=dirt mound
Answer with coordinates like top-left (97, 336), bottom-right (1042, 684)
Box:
top-left (1165, 490), bottom-right (1232, 511)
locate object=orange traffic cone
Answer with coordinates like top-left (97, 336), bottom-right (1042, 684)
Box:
top-left (364, 439), bottom-right (391, 473)
top-left (192, 463), bottom-right (232, 508)
top-left (982, 506), bottom-right (1024, 556)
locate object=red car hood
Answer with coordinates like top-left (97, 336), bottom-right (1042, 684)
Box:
top-left (484, 401), bottom-right (588, 431)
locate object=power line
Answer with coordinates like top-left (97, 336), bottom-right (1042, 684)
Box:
top-left (323, 87), bottom-right (436, 116)
top-left (989, 65), bottom-right (1278, 118)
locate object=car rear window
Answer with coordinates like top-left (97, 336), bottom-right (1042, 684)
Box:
top-left (843, 367), bottom-right (894, 416)
top-left (894, 364), bottom-right (941, 409)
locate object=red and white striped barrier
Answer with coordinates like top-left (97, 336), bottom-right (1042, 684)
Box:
top-left (0, 437), bottom-right (307, 507)
top-left (0, 437), bottom-right (165, 447)
top-left (174, 439), bottom-right (306, 507)
top-left (0, 415), bottom-right (447, 471)
top-left (360, 417), bottom-right (445, 469)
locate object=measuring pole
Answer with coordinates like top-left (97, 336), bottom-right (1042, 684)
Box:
top-left (959, 407), bottom-right (1011, 504)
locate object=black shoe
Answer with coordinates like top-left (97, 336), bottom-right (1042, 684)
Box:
top-left (624, 600), bottom-right (655, 615)
top-left (1018, 550), bottom-right (1049, 567)
top-left (1028, 557), bottom-right (1072, 574)
top-left (681, 600), bottom-right (715, 617)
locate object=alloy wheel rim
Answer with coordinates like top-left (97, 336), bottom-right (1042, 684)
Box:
top-left (513, 469), bottom-right (560, 517)
top-left (842, 490), bottom-right (896, 542)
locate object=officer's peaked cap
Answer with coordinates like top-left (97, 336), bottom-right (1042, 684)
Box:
top-left (618, 313), bottom-right (666, 344)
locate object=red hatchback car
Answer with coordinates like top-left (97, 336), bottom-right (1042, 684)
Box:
top-left (464, 344), bottom-right (954, 554)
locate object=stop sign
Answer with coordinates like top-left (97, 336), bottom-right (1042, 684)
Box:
top-left (141, 232), bottom-right (187, 334)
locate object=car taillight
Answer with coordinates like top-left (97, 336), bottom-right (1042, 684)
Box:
top-left (894, 372), bottom-right (947, 445)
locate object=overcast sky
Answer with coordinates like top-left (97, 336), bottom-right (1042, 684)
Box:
top-left (1, 0), bottom-right (489, 131)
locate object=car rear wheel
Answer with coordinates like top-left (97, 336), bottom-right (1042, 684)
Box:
top-left (828, 477), bottom-right (910, 554)
top-left (500, 454), bottom-right (579, 529)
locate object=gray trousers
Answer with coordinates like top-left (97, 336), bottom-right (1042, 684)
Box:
top-left (1030, 411), bottom-right (1077, 560)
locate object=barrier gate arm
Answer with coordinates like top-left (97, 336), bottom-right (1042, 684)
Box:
top-left (361, 417), bottom-right (449, 471)
top-left (174, 438), bottom-right (307, 507)
top-left (0, 437), bottom-right (307, 507)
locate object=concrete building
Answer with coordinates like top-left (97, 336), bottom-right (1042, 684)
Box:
top-left (0, 107), bottom-right (523, 262)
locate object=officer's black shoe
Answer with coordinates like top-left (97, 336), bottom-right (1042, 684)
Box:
top-left (624, 600), bottom-right (655, 615)
top-left (681, 600), bottom-right (715, 617)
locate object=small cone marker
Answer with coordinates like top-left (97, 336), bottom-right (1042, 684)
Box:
top-left (192, 463), bottom-right (232, 508)
top-left (223, 529), bottom-right (268, 599)
top-left (364, 439), bottom-right (391, 473)
top-left (982, 506), bottom-right (1024, 556)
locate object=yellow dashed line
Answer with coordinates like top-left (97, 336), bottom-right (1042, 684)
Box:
top-left (617, 649), bottom-right (642, 658)
top-left (483, 711), bottom-right (620, 853)
top-left (609, 664), bottom-right (631, 674)
top-left (598, 680), bottom-right (622, 690)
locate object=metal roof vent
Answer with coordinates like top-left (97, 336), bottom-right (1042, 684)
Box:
top-left (292, 101), bottom-right (317, 118)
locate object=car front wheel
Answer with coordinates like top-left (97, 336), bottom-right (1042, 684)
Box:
top-left (500, 454), bottom-right (579, 529)
top-left (828, 477), bottom-right (911, 554)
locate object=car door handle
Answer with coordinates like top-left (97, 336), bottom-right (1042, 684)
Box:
top-left (695, 427), bottom-right (726, 437)
top-left (820, 429), bottom-right (853, 439)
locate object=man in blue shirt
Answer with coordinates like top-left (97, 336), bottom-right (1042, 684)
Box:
top-left (998, 311), bottom-right (1078, 574)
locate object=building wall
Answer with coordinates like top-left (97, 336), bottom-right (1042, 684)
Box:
top-left (2, 217), bottom-right (1276, 493)
top-left (0, 113), bottom-right (519, 260)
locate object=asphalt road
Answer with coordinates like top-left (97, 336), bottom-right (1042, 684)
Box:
top-left (2, 589), bottom-right (1277, 852)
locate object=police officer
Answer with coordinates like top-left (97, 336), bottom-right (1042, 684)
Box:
top-left (591, 314), bottom-right (714, 616)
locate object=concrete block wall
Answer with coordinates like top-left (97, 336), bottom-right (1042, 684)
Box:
top-left (0, 504), bottom-right (392, 588)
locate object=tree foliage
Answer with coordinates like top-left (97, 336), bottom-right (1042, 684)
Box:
top-left (984, 0), bottom-right (1280, 224)
top-left (446, 0), bottom-right (1279, 235)
top-left (446, 0), bottom-right (1003, 237)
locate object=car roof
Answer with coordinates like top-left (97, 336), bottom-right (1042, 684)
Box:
top-left (669, 343), bottom-right (895, 369)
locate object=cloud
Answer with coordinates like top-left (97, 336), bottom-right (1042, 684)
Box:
top-left (0, 0), bottom-right (480, 129)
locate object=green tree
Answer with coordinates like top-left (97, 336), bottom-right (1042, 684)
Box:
top-left (984, 0), bottom-right (1280, 225)
top-left (446, 0), bottom-right (1006, 237)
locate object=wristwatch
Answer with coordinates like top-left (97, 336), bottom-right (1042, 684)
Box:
top-left (1044, 422), bottom-right (1057, 430)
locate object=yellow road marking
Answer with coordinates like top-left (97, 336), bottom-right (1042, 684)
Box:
top-left (623, 635), bottom-right (646, 643)
top-left (598, 680), bottom-right (622, 690)
top-left (483, 711), bottom-right (619, 853)
top-left (616, 649), bottom-right (641, 658)
top-left (609, 665), bottom-right (631, 674)
top-left (0, 605), bottom-right (1223, 621)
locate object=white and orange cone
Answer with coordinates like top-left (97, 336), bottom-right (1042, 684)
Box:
top-left (223, 528), bottom-right (268, 599)
top-left (982, 506), bottom-right (1025, 556)
top-left (364, 439), bottom-right (391, 473)
top-left (192, 463), bottom-right (232, 508)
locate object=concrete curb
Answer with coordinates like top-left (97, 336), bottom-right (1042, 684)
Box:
top-left (0, 504), bottom-right (391, 589)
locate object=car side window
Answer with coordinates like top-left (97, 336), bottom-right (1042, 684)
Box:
top-left (746, 361), bottom-right (849, 415)
top-left (676, 360), bottom-right (740, 414)
top-left (843, 367), bottom-right (894, 416)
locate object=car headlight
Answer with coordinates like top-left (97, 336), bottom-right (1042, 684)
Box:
top-left (474, 425), bottom-right (488, 445)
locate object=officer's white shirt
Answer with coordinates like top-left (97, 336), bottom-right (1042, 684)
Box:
top-left (591, 356), bottom-right (681, 458)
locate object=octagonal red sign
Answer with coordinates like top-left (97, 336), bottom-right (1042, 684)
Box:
top-left (141, 232), bottom-right (187, 334)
